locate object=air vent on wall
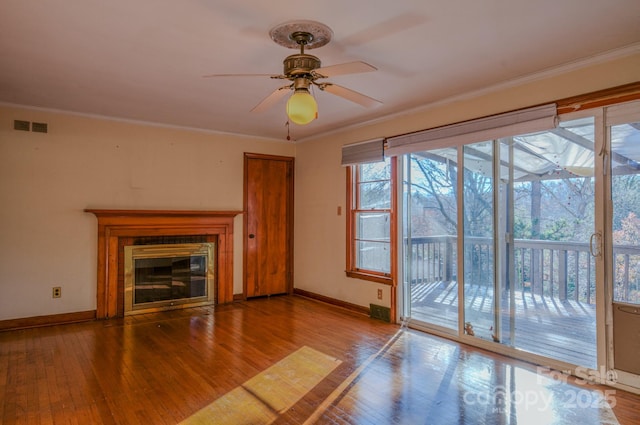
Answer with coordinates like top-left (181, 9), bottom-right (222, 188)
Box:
top-left (14, 120), bottom-right (30, 131)
top-left (13, 120), bottom-right (48, 133)
top-left (370, 303), bottom-right (391, 322)
top-left (31, 122), bottom-right (48, 133)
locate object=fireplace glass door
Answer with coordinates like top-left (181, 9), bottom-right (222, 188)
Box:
top-left (124, 243), bottom-right (215, 314)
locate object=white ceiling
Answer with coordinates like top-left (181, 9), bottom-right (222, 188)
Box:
top-left (1, 0), bottom-right (639, 142)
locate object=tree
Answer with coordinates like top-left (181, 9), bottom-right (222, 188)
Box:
top-left (612, 212), bottom-right (640, 303)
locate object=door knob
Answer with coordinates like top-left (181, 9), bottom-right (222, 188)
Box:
top-left (589, 232), bottom-right (601, 257)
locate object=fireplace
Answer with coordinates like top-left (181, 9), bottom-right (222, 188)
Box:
top-left (124, 242), bottom-right (215, 314)
top-left (86, 209), bottom-right (241, 319)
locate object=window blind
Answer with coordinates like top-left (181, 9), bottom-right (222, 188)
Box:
top-left (386, 104), bottom-right (558, 156)
top-left (341, 138), bottom-right (385, 166)
top-left (605, 99), bottom-right (640, 127)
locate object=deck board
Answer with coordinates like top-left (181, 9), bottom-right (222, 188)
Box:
top-left (409, 281), bottom-right (597, 368)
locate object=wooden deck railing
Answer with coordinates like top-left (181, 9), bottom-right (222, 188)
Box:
top-left (406, 235), bottom-right (640, 304)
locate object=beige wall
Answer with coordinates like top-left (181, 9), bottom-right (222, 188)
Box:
top-left (294, 53), bottom-right (640, 310)
top-left (1, 52), bottom-right (638, 321)
top-left (0, 108), bottom-right (294, 320)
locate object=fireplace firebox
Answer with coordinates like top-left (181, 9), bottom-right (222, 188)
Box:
top-left (124, 243), bottom-right (215, 314)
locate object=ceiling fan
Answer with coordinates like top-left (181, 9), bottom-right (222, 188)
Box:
top-left (204, 20), bottom-right (382, 125)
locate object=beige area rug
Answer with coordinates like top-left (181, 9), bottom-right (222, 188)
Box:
top-left (180, 345), bottom-right (341, 425)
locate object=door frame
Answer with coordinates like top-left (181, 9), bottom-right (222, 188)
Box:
top-left (603, 101), bottom-right (640, 390)
top-left (243, 152), bottom-right (295, 299)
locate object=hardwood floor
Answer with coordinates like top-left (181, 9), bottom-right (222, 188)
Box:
top-left (1, 295), bottom-right (639, 424)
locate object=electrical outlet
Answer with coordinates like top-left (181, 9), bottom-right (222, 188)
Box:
top-left (377, 289), bottom-right (383, 300)
top-left (52, 286), bottom-right (62, 298)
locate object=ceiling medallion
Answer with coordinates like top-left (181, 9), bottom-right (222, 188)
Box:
top-left (269, 20), bottom-right (333, 50)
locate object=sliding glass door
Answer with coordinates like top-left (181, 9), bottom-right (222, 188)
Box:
top-left (403, 149), bottom-right (458, 331)
top-left (461, 141), bottom-right (499, 342)
top-left (606, 101), bottom-right (640, 387)
top-left (403, 116), bottom-right (600, 369)
top-left (507, 116), bottom-right (597, 369)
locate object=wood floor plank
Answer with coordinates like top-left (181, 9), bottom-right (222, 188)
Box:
top-left (0, 295), bottom-right (639, 424)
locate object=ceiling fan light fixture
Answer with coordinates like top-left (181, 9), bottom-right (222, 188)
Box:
top-left (286, 88), bottom-right (317, 125)
top-left (206, 20), bottom-right (379, 129)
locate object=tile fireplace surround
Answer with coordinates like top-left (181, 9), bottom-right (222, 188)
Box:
top-left (85, 209), bottom-right (241, 319)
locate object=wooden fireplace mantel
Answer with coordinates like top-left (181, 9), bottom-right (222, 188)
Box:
top-left (85, 209), bottom-right (242, 319)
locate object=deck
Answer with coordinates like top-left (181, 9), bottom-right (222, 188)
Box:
top-left (409, 280), bottom-right (597, 368)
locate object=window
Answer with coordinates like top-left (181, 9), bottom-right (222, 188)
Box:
top-left (346, 156), bottom-right (396, 283)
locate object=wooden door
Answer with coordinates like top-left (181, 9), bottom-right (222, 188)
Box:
top-left (244, 153), bottom-right (294, 298)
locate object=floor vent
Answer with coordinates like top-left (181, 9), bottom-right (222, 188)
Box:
top-left (370, 304), bottom-right (391, 323)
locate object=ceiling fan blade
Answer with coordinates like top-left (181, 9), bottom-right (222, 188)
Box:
top-left (314, 61), bottom-right (377, 78)
top-left (319, 83), bottom-right (382, 108)
top-left (203, 73), bottom-right (283, 79)
top-left (251, 85), bottom-right (291, 113)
